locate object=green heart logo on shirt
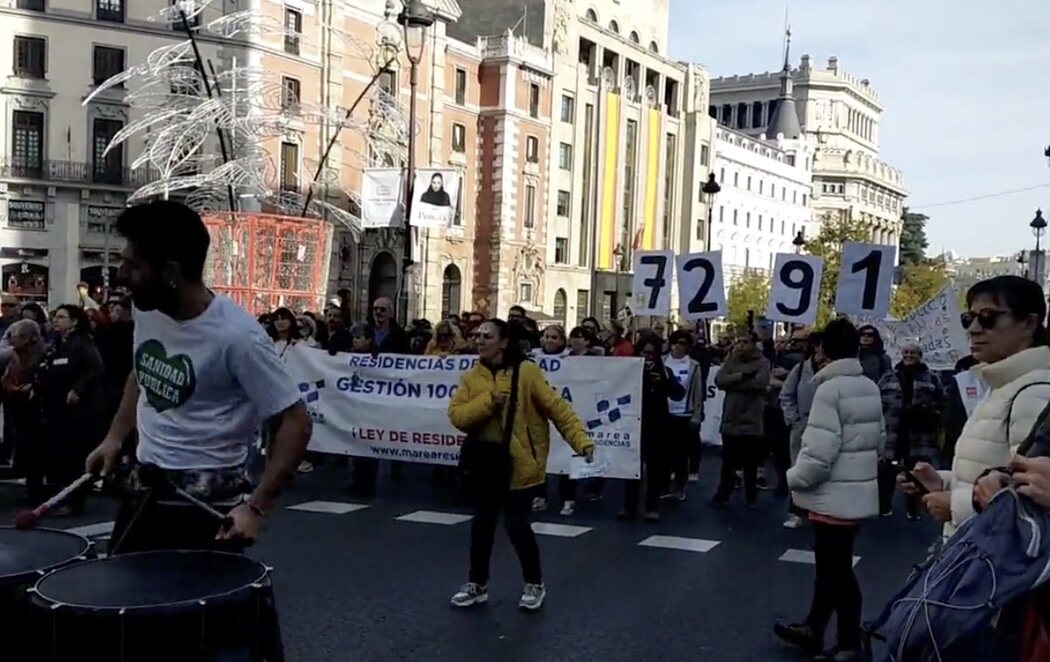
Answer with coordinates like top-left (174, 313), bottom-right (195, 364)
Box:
top-left (135, 339), bottom-right (197, 412)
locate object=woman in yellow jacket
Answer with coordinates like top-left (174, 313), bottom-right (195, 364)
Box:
top-left (448, 318), bottom-right (594, 612)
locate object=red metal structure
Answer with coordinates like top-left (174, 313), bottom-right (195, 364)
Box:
top-left (202, 212), bottom-right (332, 315)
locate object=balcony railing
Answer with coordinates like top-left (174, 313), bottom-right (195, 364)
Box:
top-left (0, 159), bottom-right (160, 187)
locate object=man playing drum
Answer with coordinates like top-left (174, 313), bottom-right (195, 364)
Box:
top-left (86, 200), bottom-right (312, 553)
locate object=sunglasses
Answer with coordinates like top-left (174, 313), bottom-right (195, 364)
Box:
top-left (961, 309), bottom-right (1010, 331)
top-left (473, 332), bottom-right (494, 340)
top-left (372, 307), bottom-right (387, 313)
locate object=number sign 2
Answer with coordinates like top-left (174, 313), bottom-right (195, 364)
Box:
top-left (766, 254), bottom-right (824, 325)
top-left (630, 250), bottom-right (674, 316)
top-left (835, 243), bottom-right (897, 318)
top-left (676, 251), bottom-right (727, 321)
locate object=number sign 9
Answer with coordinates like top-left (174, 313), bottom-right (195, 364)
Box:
top-left (835, 243), bottom-right (897, 318)
top-left (766, 254), bottom-right (824, 325)
top-left (630, 250), bottom-right (673, 316)
top-left (676, 251), bottom-right (727, 321)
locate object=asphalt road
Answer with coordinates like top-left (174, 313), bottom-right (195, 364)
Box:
top-left (0, 455), bottom-right (939, 662)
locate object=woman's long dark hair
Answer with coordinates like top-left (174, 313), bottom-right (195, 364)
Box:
top-left (56, 304), bottom-right (91, 338)
top-left (967, 275), bottom-right (1050, 347)
top-left (634, 334), bottom-right (667, 377)
top-left (488, 318), bottom-right (527, 367)
top-left (272, 307), bottom-right (302, 342)
top-left (20, 302), bottom-right (47, 326)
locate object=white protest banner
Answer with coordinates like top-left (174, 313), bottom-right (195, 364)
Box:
top-left (835, 243), bottom-right (897, 318)
top-left (860, 285), bottom-right (969, 371)
top-left (409, 169), bottom-right (461, 229)
top-left (361, 168), bottom-right (403, 229)
top-left (699, 365), bottom-right (724, 447)
top-left (285, 348), bottom-right (643, 479)
top-left (676, 251), bottom-right (727, 321)
top-left (630, 250), bottom-right (673, 317)
top-left (767, 254), bottom-right (824, 325)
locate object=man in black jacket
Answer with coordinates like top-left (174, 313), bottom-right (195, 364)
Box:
top-left (371, 297), bottom-right (409, 354)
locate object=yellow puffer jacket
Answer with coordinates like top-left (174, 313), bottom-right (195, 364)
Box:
top-left (448, 359), bottom-right (593, 490)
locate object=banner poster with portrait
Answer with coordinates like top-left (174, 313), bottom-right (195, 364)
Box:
top-left (408, 169), bottom-right (461, 229)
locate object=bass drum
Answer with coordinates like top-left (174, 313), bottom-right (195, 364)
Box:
top-left (0, 526), bottom-right (91, 644)
top-left (28, 550), bottom-right (277, 662)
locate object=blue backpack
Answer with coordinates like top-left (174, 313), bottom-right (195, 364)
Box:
top-left (864, 487), bottom-right (1050, 661)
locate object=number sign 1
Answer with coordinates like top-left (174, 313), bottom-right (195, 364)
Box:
top-left (766, 254), bottom-right (825, 325)
top-left (630, 250), bottom-right (673, 316)
top-left (835, 242), bottom-right (897, 318)
top-left (676, 251), bottom-right (727, 321)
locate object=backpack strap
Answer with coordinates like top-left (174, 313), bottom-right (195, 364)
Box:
top-left (1006, 381), bottom-right (1050, 451)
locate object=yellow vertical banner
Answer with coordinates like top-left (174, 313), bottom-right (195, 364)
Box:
top-left (598, 93), bottom-right (619, 270)
top-left (642, 110), bottom-right (661, 250)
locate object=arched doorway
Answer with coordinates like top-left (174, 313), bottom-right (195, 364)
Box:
top-left (553, 288), bottom-right (567, 326)
top-left (368, 252), bottom-right (398, 307)
top-left (441, 264), bottom-right (462, 318)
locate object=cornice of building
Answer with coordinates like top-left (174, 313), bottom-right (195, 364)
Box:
top-left (710, 55), bottom-right (882, 109)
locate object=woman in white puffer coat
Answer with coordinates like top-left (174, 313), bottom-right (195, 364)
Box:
top-left (904, 275), bottom-right (1050, 536)
top-left (775, 319), bottom-right (885, 662)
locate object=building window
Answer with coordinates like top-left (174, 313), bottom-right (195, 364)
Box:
top-left (553, 288), bottom-right (567, 324)
top-left (576, 289), bottom-right (589, 323)
top-left (629, 30), bottom-right (640, 44)
top-left (793, 190), bottom-right (798, 203)
top-left (579, 103), bottom-right (594, 266)
top-left (13, 37), bottom-right (46, 79)
top-left (751, 101), bottom-right (764, 128)
top-left (746, 212), bottom-right (751, 228)
top-left (560, 94), bottom-right (574, 123)
top-left (281, 76), bottom-right (300, 109)
top-left (802, 193), bottom-right (807, 206)
top-left (608, 20), bottom-right (619, 34)
top-left (519, 282), bottom-right (533, 303)
top-left (454, 67), bottom-right (467, 105)
top-left (662, 133), bottom-right (676, 249)
top-left (284, 9), bottom-right (302, 55)
top-left (6, 200), bottom-right (46, 230)
top-left (759, 180), bottom-right (764, 195)
top-left (736, 102), bottom-right (748, 129)
top-left (758, 215), bottom-right (763, 231)
top-left (719, 167), bottom-right (725, 183)
top-left (700, 144), bottom-right (709, 166)
top-left (441, 264), bottom-right (462, 317)
top-left (524, 183), bottom-right (537, 229)
top-left (92, 46), bottom-right (125, 87)
top-left (622, 119), bottom-right (638, 250)
top-left (558, 142), bottom-right (572, 170)
top-left (733, 172), bottom-right (739, 187)
top-left (732, 209), bottom-right (738, 226)
top-left (526, 135), bottom-right (539, 163)
top-left (451, 122), bottom-right (466, 153)
top-left (585, 8), bottom-right (597, 21)
top-left (721, 104), bottom-right (732, 124)
top-left (11, 111), bottom-right (44, 176)
top-left (649, 41), bottom-right (659, 54)
top-left (746, 176), bottom-right (752, 191)
top-left (92, 118), bottom-right (123, 184)
top-left (554, 238), bottom-right (568, 264)
top-left (378, 68), bottom-right (396, 97)
top-left (17, 0), bottom-right (45, 11)
top-left (528, 83), bottom-right (540, 118)
top-left (279, 141), bottom-right (299, 190)
top-left (770, 183), bottom-right (776, 199)
top-left (556, 190), bottom-right (570, 217)
top-left (96, 0), bottom-right (123, 22)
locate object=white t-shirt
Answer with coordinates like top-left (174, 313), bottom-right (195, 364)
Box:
top-left (133, 296), bottom-right (302, 470)
top-left (665, 355), bottom-right (692, 417)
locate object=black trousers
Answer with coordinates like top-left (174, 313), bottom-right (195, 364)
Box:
top-left (469, 485), bottom-right (541, 585)
top-left (716, 435), bottom-right (763, 503)
top-left (668, 416), bottom-right (693, 490)
top-left (624, 440), bottom-right (665, 514)
top-left (806, 522), bottom-right (862, 650)
top-left (765, 409), bottom-right (791, 492)
top-left (558, 474), bottom-right (576, 502)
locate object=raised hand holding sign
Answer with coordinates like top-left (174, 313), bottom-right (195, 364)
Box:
top-left (630, 250), bottom-right (673, 317)
top-left (766, 254), bottom-right (824, 325)
top-left (676, 251), bottom-right (727, 321)
top-left (835, 242), bottom-right (896, 318)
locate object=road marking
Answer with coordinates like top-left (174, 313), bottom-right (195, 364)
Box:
top-left (396, 510), bottom-right (472, 526)
top-left (531, 522), bottom-right (592, 538)
top-left (288, 501), bottom-right (370, 515)
top-left (64, 521), bottom-right (115, 538)
top-left (638, 535), bottom-right (721, 553)
top-left (0, 477), bottom-right (26, 486)
top-left (779, 549), bottom-right (861, 567)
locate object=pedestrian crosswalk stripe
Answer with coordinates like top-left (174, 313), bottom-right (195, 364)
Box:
top-left (779, 549), bottom-right (861, 567)
top-left (0, 477), bottom-right (26, 486)
top-left (637, 535), bottom-right (720, 553)
top-left (396, 510), bottom-right (472, 526)
top-left (288, 501), bottom-right (370, 515)
top-left (64, 521), bottom-right (115, 538)
top-left (531, 522), bottom-right (593, 538)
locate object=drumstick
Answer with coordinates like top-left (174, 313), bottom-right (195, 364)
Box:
top-left (14, 472), bottom-right (96, 529)
top-left (171, 486), bottom-right (234, 530)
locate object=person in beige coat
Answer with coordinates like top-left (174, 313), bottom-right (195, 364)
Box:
top-left (903, 276), bottom-right (1050, 537)
top-left (711, 331), bottom-right (770, 507)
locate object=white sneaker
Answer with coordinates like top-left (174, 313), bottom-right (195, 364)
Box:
top-left (532, 497), bottom-right (548, 512)
top-left (559, 500), bottom-right (575, 516)
top-left (297, 460), bottom-right (314, 474)
top-left (518, 583), bottom-right (546, 611)
top-left (450, 582), bottom-right (488, 608)
top-left (782, 514), bottom-right (803, 529)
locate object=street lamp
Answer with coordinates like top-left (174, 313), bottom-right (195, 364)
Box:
top-left (1018, 249), bottom-right (1028, 276)
top-left (1032, 209), bottom-right (1046, 252)
top-left (398, 0), bottom-right (434, 321)
top-left (792, 229), bottom-right (806, 253)
top-left (701, 172), bottom-right (721, 248)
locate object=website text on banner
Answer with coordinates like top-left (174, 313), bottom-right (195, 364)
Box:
top-left (284, 347), bottom-right (645, 480)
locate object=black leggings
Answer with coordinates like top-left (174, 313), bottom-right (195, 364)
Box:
top-left (716, 435), bottom-right (763, 503)
top-left (469, 486), bottom-right (541, 585)
top-left (806, 522), bottom-right (862, 650)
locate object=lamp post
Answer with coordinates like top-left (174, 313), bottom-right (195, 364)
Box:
top-left (792, 229), bottom-right (806, 254)
top-left (701, 172), bottom-right (721, 250)
top-left (1018, 249), bottom-right (1028, 277)
top-left (398, 0), bottom-right (434, 322)
top-left (1030, 209), bottom-right (1047, 284)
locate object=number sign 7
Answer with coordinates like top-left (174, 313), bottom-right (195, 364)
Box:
top-left (631, 250), bottom-right (673, 317)
top-left (676, 251), bottom-right (727, 321)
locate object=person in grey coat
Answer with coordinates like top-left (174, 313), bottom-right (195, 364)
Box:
top-left (779, 330), bottom-right (825, 527)
top-left (711, 331), bottom-right (771, 508)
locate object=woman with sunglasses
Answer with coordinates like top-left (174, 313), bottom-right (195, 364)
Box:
top-left (903, 276), bottom-right (1050, 537)
top-left (448, 319), bottom-right (593, 611)
top-left (425, 320), bottom-right (465, 356)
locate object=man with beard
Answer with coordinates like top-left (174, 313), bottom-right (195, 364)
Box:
top-left (85, 200), bottom-right (311, 552)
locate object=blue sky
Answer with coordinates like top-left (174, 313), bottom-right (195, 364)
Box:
top-left (667, 0), bottom-right (1050, 258)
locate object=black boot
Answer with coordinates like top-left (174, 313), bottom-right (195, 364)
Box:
top-left (773, 622), bottom-right (822, 656)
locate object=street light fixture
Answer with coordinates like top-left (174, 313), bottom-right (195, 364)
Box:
top-left (792, 229), bottom-right (806, 253)
top-left (398, 0), bottom-right (434, 321)
top-left (1032, 209), bottom-right (1046, 252)
top-left (1018, 249), bottom-right (1028, 277)
top-left (701, 172), bottom-right (721, 248)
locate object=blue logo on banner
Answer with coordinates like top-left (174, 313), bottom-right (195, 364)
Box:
top-left (298, 379), bottom-right (326, 403)
top-left (586, 393), bottom-right (632, 430)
